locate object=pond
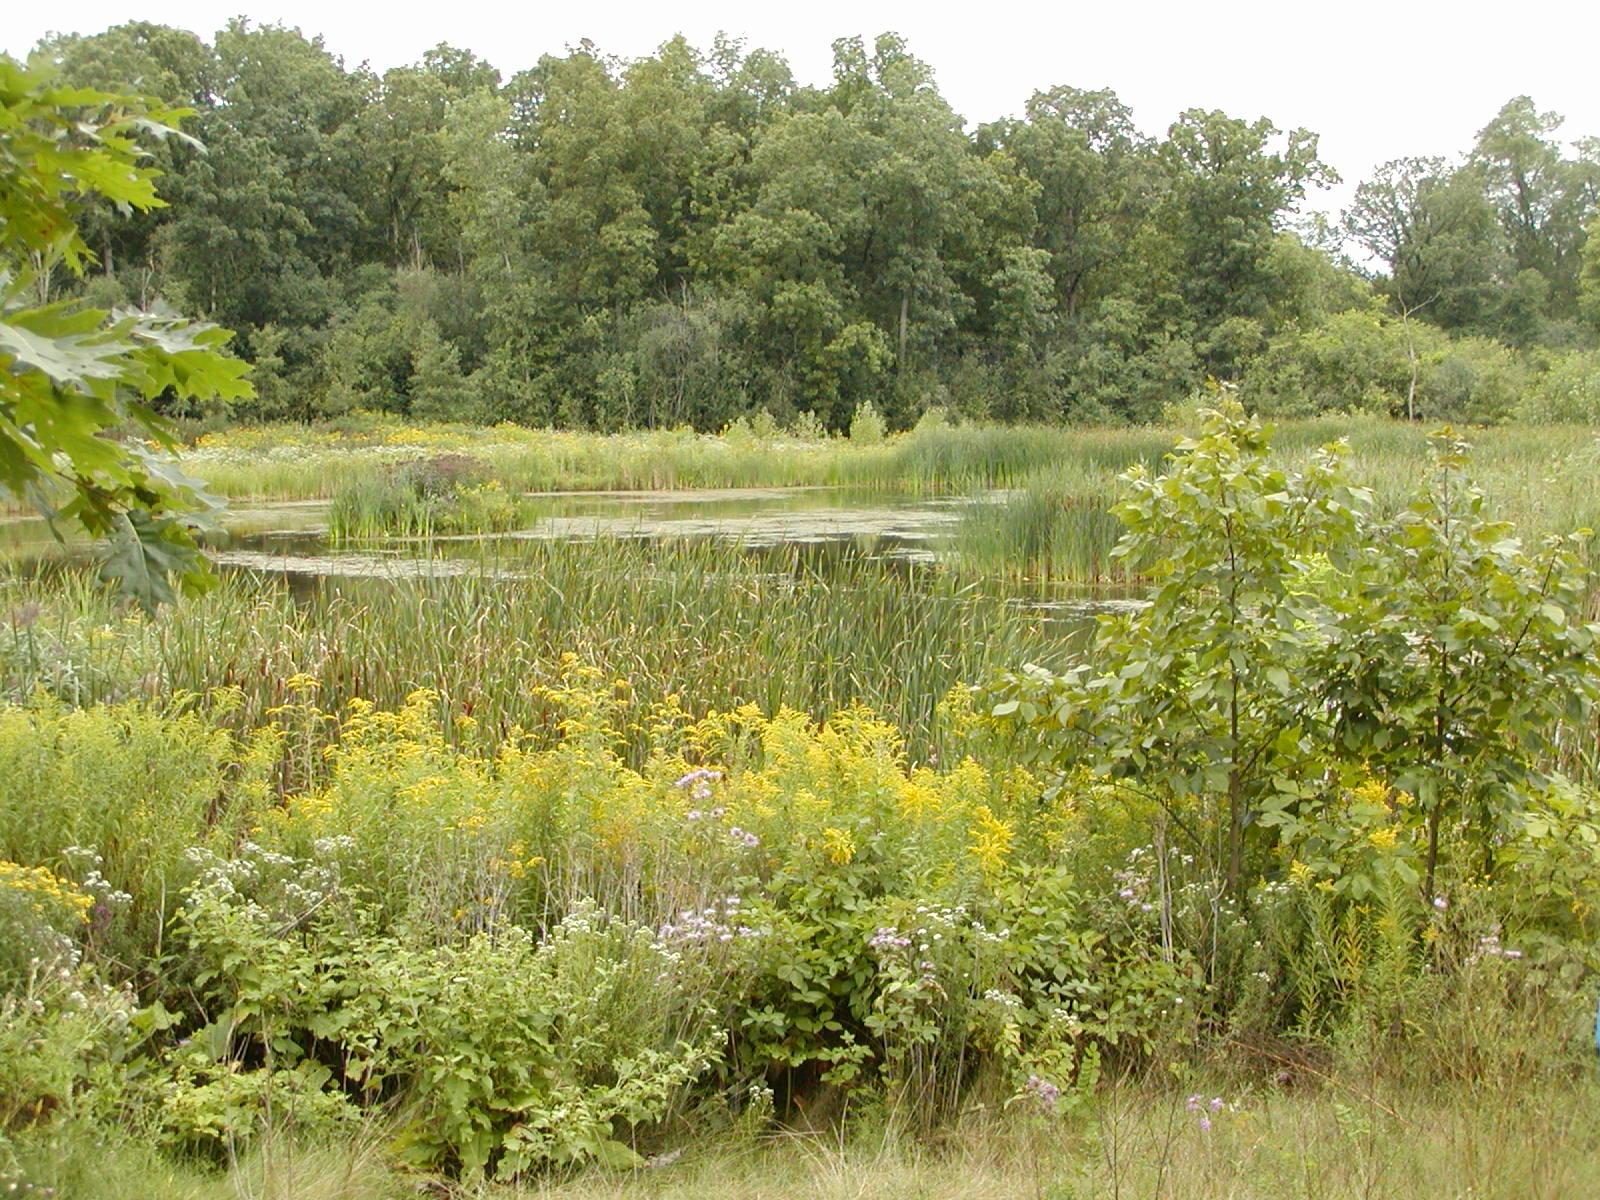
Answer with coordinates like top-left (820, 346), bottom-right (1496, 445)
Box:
top-left (2, 485), bottom-right (1145, 629)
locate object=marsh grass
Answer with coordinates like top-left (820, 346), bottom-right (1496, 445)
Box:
top-left (952, 417), bottom-right (1600, 581)
top-left (2, 539), bottom-right (1069, 764)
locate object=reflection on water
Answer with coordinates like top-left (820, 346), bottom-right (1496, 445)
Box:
top-left (2, 486), bottom-right (1144, 629)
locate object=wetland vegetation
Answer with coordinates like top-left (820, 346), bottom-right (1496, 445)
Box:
top-left (4, 20), bottom-right (1600, 1200)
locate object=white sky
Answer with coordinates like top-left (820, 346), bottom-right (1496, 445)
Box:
top-left (7, 1), bottom-right (1599, 221)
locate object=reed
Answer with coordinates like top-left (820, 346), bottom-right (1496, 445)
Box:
top-left (2, 539), bottom-right (1071, 764)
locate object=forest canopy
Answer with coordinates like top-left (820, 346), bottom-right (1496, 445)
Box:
top-left (20, 22), bottom-right (1600, 430)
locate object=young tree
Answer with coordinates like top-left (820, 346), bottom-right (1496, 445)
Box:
top-left (991, 400), bottom-right (1366, 899)
top-left (991, 408), bottom-right (1599, 908)
top-left (1314, 432), bottom-right (1599, 897)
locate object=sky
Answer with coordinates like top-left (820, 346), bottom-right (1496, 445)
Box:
top-left (7, 0), bottom-right (1600, 221)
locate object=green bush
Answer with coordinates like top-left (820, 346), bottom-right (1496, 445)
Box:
top-left (849, 400), bottom-right (888, 444)
top-left (170, 846), bottom-right (725, 1179)
top-left (0, 697), bottom-right (275, 965)
top-left (1520, 349), bottom-right (1600, 422)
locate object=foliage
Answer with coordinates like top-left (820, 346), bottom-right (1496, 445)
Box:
top-left (27, 24), bottom-right (1598, 434)
top-left (991, 400), bottom-right (1366, 896)
top-left (1518, 348), bottom-right (1600, 422)
top-left (170, 849), bottom-right (720, 1178)
top-left (1313, 429), bottom-right (1599, 895)
top-left (0, 960), bottom-right (138, 1134)
top-left (0, 56), bottom-right (251, 609)
top-left (989, 404), bottom-right (1600, 910)
top-left (0, 677), bottom-right (1205, 1177)
top-left (4, 407), bottom-right (1600, 1186)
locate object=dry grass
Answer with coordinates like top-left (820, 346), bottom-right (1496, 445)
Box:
top-left (28, 1077), bottom-right (1584, 1200)
top-left (513, 1078), bottom-right (1600, 1200)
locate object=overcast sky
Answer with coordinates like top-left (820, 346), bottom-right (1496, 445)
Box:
top-left (8, 1), bottom-right (1599, 219)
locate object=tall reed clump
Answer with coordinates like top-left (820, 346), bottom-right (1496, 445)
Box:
top-left (327, 456), bottom-right (529, 541)
top-left (954, 473), bottom-right (1137, 583)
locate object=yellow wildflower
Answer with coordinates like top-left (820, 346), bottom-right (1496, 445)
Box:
top-left (1368, 826), bottom-right (1399, 852)
top-left (1351, 777), bottom-right (1388, 807)
top-left (0, 861), bottom-right (93, 923)
top-left (899, 774), bottom-right (941, 820)
top-left (822, 827), bottom-right (856, 865)
top-left (969, 805), bottom-right (1014, 879)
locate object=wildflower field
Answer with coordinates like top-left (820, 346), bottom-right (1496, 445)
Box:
top-left (4, 409), bottom-right (1600, 1198)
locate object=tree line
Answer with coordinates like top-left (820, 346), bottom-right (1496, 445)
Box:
top-left (27, 21), bottom-right (1600, 429)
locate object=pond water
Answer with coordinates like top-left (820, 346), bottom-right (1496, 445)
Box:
top-left (2, 486), bottom-right (1144, 627)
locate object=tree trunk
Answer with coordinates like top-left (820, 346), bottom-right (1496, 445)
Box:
top-left (1226, 680), bottom-right (1243, 899)
top-left (898, 293), bottom-right (909, 368)
top-left (1424, 799), bottom-right (1442, 901)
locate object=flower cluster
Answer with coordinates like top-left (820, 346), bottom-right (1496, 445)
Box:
top-left (182, 843), bottom-right (340, 924)
top-left (1113, 847), bottom-right (1157, 914)
top-left (679, 800), bottom-right (760, 848)
top-left (656, 895), bottom-right (764, 946)
top-left (674, 767), bottom-right (723, 802)
top-left (868, 926), bottom-right (911, 951)
top-left (1186, 1093), bottom-right (1228, 1131)
top-left (1472, 931), bottom-right (1524, 962)
top-left (1024, 1074), bottom-right (1062, 1112)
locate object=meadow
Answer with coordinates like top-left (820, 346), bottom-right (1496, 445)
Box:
top-left (3, 409), bottom-right (1600, 1198)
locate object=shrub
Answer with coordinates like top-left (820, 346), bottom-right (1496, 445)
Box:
top-left (849, 400), bottom-right (888, 444)
top-left (0, 697), bottom-right (274, 966)
top-left (1520, 349), bottom-right (1600, 423)
top-left (0, 962), bottom-right (137, 1132)
top-left (171, 847), bottom-right (725, 1179)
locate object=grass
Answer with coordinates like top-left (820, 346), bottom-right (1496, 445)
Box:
top-left (1, 539), bottom-right (1075, 764)
top-left (955, 417), bottom-right (1600, 582)
top-left (11, 1077), bottom-right (1598, 1198)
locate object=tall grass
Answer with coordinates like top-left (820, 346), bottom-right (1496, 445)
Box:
top-left (10, 1077), bottom-right (1598, 1199)
top-left (2, 540), bottom-right (1072, 764)
top-left (950, 416), bottom-right (1600, 581)
top-left (179, 416), bottom-right (1600, 503)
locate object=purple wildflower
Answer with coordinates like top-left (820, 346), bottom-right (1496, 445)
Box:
top-left (1025, 1074), bottom-right (1061, 1112)
top-left (674, 767), bottom-right (724, 789)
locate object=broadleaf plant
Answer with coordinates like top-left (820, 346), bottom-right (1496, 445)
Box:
top-left (988, 397), bottom-right (1600, 911)
top-left (0, 56), bottom-right (251, 610)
